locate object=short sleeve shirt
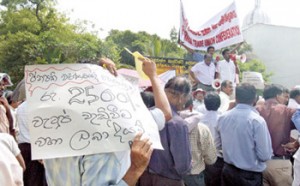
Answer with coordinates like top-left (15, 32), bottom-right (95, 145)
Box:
top-left (191, 62), bottom-right (216, 85)
top-left (217, 60), bottom-right (236, 85)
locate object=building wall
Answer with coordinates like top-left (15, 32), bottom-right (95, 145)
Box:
top-left (242, 24), bottom-right (300, 88)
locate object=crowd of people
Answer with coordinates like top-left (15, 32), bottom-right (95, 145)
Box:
top-left (0, 46), bottom-right (300, 186)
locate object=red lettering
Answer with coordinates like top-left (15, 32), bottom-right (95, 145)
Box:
top-left (212, 24), bottom-right (218, 30)
top-left (204, 37), bottom-right (216, 47)
top-left (193, 40), bottom-right (204, 47)
top-left (216, 26), bottom-right (241, 43)
top-left (183, 31), bottom-right (193, 44)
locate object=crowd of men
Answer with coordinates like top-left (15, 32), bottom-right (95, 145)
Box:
top-left (1, 46), bottom-right (300, 186)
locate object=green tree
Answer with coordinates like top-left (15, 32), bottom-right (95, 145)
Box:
top-left (169, 26), bottom-right (178, 43)
top-left (238, 59), bottom-right (273, 82)
top-left (0, 0), bottom-right (103, 84)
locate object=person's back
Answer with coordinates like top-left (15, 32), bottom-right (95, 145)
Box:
top-left (218, 105), bottom-right (271, 171)
top-left (148, 109), bottom-right (191, 179)
top-left (178, 95), bottom-right (216, 186)
top-left (216, 83), bottom-right (272, 186)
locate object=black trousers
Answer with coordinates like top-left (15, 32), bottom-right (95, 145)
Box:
top-left (19, 143), bottom-right (48, 186)
top-left (221, 163), bottom-right (263, 186)
top-left (204, 157), bottom-right (224, 186)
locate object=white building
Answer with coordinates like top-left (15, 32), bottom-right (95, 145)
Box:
top-left (242, 0), bottom-right (300, 88)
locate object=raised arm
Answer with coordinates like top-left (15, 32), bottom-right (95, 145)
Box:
top-left (229, 42), bottom-right (244, 54)
top-left (179, 42), bottom-right (194, 54)
top-left (141, 58), bottom-right (172, 121)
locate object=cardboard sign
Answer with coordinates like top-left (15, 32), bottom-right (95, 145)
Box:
top-left (25, 64), bottom-right (163, 159)
top-left (242, 71), bottom-right (264, 89)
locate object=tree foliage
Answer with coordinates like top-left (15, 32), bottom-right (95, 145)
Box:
top-left (0, 0), bottom-right (104, 84)
top-left (0, 0), bottom-right (271, 86)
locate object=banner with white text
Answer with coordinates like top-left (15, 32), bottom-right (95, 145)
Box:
top-left (25, 64), bottom-right (163, 160)
top-left (179, 1), bottom-right (244, 50)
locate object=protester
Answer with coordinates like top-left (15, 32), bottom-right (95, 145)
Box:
top-left (218, 80), bottom-right (233, 113)
top-left (288, 88), bottom-right (300, 109)
top-left (189, 54), bottom-right (216, 91)
top-left (139, 76), bottom-right (192, 186)
top-left (179, 95), bottom-right (217, 186)
top-left (200, 92), bottom-right (224, 186)
top-left (17, 100), bottom-right (48, 186)
top-left (286, 110), bottom-right (300, 186)
top-left (282, 88), bottom-right (290, 106)
top-left (216, 83), bottom-right (273, 186)
top-left (192, 88), bottom-right (206, 113)
top-left (4, 90), bottom-right (21, 137)
top-left (0, 73), bottom-right (15, 137)
top-left (256, 84), bottom-right (296, 186)
top-left (216, 49), bottom-right (240, 87)
top-left (0, 133), bottom-right (26, 186)
top-left (43, 57), bottom-right (172, 186)
top-left (180, 42), bottom-right (216, 63)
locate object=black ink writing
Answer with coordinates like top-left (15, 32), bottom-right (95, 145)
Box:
top-left (32, 109), bottom-right (72, 129)
top-left (29, 71), bottom-right (57, 83)
top-left (68, 86), bottom-right (99, 105)
top-left (40, 91), bottom-right (57, 102)
top-left (82, 105), bottom-right (132, 125)
top-left (61, 72), bottom-right (99, 82)
top-left (69, 130), bottom-right (109, 151)
top-left (35, 137), bottom-right (63, 147)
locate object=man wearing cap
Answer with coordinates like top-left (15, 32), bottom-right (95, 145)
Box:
top-left (0, 73), bottom-right (15, 137)
top-left (189, 54), bottom-right (216, 92)
top-left (193, 88), bottom-right (205, 113)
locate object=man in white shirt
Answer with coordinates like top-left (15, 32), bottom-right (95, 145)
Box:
top-left (190, 54), bottom-right (216, 92)
top-left (216, 49), bottom-right (240, 87)
top-left (0, 133), bottom-right (25, 186)
top-left (218, 80), bottom-right (233, 113)
top-left (288, 89), bottom-right (300, 109)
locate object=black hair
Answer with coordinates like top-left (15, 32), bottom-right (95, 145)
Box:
top-left (263, 84), bottom-right (284, 100)
top-left (140, 91), bottom-right (155, 108)
top-left (221, 80), bottom-right (232, 90)
top-left (222, 48), bottom-right (230, 56)
top-left (207, 46), bottom-right (215, 52)
top-left (165, 76), bottom-right (192, 97)
top-left (183, 94), bottom-right (193, 110)
top-left (204, 54), bottom-right (212, 60)
top-left (4, 90), bottom-right (13, 105)
top-left (236, 83), bottom-right (257, 104)
top-left (290, 89), bottom-right (300, 99)
top-left (204, 92), bottom-right (221, 111)
top-left (283, 88), bottom-right (290, 94)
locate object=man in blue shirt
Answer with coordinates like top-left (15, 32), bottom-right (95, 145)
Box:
top-left (215, 83), bottom-right (273, 186)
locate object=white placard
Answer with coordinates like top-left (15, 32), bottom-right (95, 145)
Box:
top-left (179, 1), bottom-right (244, 50)
top-left (242, 71), bottom-right (265, 89)
top-left (25, 64), bottom-right (163, 160)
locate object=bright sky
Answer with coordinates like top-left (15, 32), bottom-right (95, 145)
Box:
top-left (56, 0), bottom-right (300, 39)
